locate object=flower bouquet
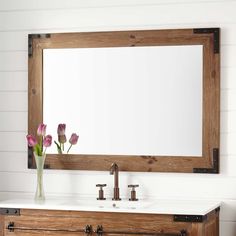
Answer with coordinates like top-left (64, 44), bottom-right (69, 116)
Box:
top-left (26, 124), bottom-right (52, 202)
top-left (54, 123), bottom-right (79, 154)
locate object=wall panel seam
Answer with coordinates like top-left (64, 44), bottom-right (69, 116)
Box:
top-left (1, 0), bottom-right (236, 13)
top-left (1, 22), bottom-right (236, 33)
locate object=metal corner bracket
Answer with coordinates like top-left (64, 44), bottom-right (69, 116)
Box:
top-left (193, 28), bottom-right (220, 54)
top-left (193, 148), bottom-right (219, 174)
top-left (28, 33), bottom-right (51, 57)
top-left (0, 208), bottom-right (20, 215)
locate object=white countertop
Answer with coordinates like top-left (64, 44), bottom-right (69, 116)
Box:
top-left (0, 194), bottom-right (221, 215)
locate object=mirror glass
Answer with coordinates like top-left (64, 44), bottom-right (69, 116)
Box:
top-left (43, 45), bottom-right (203, 156)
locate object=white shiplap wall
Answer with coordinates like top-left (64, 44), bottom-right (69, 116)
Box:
top-left (0, 0), bottom-right (236, 235)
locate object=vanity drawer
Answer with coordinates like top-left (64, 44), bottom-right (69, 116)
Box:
top-left (3, 208), bottom-right (219, 236)
top-left (4, 209), bottom-right (189, 236)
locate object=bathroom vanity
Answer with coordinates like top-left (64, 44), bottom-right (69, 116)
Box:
top-left (18, 27), bottom-right (221, 235)
top-left (0, 196), bottom-right (220, 236)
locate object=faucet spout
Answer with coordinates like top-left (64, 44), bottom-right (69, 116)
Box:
top-left (110, 163), bottom-right (121, 201)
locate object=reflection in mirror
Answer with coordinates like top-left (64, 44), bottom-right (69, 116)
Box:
top-left (43, 45), bottom-right (203, 156)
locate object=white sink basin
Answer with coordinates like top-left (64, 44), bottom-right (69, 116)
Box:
top-left (64, 199), bottom-right (153, 210)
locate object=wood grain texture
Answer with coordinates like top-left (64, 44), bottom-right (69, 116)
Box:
top-left (2, 208), bottom-right (219, 236)
top-left (0, 215), bottom-right (3, 236)
top-left (28, 28), bottom-right (220, 173)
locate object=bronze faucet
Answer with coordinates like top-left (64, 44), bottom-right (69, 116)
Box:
top-left (110, 163), bottom-right (121, 200)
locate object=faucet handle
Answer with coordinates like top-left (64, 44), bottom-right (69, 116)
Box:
top-left (128, 184), bottom-right (139, 201)
top-left (96, 184), bottom-right (107, 200)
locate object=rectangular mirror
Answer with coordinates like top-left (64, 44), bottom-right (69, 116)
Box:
top-left (28, 28), bottom-right (220, 173)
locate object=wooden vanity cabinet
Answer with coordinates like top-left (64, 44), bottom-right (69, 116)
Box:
top-left (0, 215), bottom-right (4, 236)
top-left (1, 208), bottom-right (219, 236)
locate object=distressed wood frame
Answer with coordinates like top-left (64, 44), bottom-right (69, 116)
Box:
top-left (28, 28), bottom-right (220, 173)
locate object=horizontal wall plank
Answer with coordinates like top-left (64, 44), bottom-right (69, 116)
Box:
top-left (220, 133), bottom-right (236, 155)
top-left (0, 132), bottom-right (26, 152)
top-left (221, 24), bottom-right (236, 45)
top-left (220, 200), bottom-right (236, 222)
top-left (221, 111), bottom-right (236, 133)
top-left (221, 45), bottom-right (236, 68)
top-left (0, 152), bottom-right (27, 172)
top-left (0, 31), bottom-right (28, 51)
top-left (221, 157), bottom-right (236, 177)
top-left (221, 68), bottom-right (236, 90)
top-left (0, 2), bottom-right (236, 31)
top-left (221, 89), bottom-right (236, 111)
top-left (219, 155), bottom-right (235, 176)
top-left (0, 112), bottom-right (27, 131)
top-left (0, 51), bottom-right (27, 71)
top-left (1, 0), bottom-right (234, 11)
top-left (1, 171), bottom-right (236, 203)
top-left (0, 92), bottom-right (27, 111)
top-left (220, 221), bottom-right (236, 236)
top-left (0, 32), bottom-right (27, 51)
top-left (0, 71), bottom-right (27, 91)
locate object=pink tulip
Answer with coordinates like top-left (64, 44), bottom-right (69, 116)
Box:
top-left (26, 134), bottom-right (37, 147)
top-left (57, 124), bottom-right (66, 135)
top-left (57, 124), bottom-right (66, 144)
top-left (69, 133), bottom-right (79, 145)
top-left (37, 123), bottom-right (47, 136)
top-left (58, 135), bottom-right (67, 144)
top-left (43, 135), bottom-right (52, 147)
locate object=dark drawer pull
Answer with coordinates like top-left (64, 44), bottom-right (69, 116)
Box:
top-left (7, 222), bottom-right (14, 232)
top-left (95, 225), bottom-right (103, 236)
top-left (6, 222), bottom-right (92, 234)
top-left (85, 225), bottom-right (93, 235)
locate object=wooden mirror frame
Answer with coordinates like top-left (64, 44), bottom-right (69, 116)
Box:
top-left (28, 28), bottom-right (220, 173)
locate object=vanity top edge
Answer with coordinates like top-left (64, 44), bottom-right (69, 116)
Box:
top-left (0, 194), bottom-right (221, 216)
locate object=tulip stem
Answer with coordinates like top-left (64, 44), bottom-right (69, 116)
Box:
top-left (43, 148), bottom-right (47, 156)
top-left (54, 141), bottom-right (62, 154)
top-left (60, 143), bottom-right (62, 153)
top-left (39, 136), bottom-right (43, 156)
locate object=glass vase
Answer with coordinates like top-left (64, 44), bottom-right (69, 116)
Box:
top-left (34, 152), bottom-right (46, 203)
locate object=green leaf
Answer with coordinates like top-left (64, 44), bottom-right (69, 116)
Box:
top-left (34, 144), bottom-right (42, 156)
top-left (54, 141), bottom-right (62, 154)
